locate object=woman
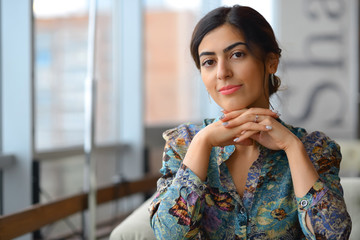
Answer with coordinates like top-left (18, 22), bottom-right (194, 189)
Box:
top-left (149, 5), bottom-right (351, 239)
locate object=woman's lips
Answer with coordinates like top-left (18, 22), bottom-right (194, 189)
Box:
top-left (219, 85), bottom-right (242, 95)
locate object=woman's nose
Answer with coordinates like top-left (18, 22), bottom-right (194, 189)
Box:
top-left (217, 60), bottom-right (232, 80)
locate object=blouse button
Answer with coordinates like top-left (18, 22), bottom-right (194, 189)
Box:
top-left (238, 206), bottom-right (245, 214)
top-left (300, 200), bottom-right (308, 207)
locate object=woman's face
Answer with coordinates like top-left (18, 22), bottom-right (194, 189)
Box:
top-left (198, 24), bottom-right (276, 112)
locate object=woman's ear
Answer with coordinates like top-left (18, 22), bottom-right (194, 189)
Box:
top-left (266, 53), bottom-right (279, 74)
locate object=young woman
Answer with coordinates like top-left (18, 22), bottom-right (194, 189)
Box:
top-left (149, 5), bottom-right (351, 239)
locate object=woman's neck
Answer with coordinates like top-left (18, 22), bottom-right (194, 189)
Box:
top-left (235, 141), bottom-right (259, 158)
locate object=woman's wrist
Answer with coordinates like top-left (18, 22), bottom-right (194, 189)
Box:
top-left (182, 129), bottom-right (213, 181)
top-left (282, 134), bottom-right (303, 153)
top-left (192, 129), bottom-right (213, 150)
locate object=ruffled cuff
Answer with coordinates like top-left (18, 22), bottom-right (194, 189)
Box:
top-left (296, 179), bottom-right (328, 239)
top-left (172, 163), bottom-right (207, 198)
top-left (296, 178), bottom-right (328, 210)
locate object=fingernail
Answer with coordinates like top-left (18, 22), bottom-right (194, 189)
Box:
top-left (241, 130), bottom-right (246, 135)
top-left (272, 110), bottom-right (281, 117)
top-left (266, 125), bottom-right (272, 130)
top-left (233, 137), bottom-right (240, 142)
top-left (219, 114), bottom-right (225, 120)
top-left (222, 122), bottom-right (229, 126)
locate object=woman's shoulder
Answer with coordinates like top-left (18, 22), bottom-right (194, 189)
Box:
top-left (281, 119), bottom-right (340, 152)
top-left (162, 118), bottom-right (215, 142)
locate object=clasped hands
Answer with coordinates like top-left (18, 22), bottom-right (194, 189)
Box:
top-left (200, 108), bottom-right (298, 151)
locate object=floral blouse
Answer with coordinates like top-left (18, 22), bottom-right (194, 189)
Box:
top-left (149, 118), bottom-right (352, 239)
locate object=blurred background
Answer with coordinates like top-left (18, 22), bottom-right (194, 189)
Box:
top-left (0, 0), bottom-right (359, 239)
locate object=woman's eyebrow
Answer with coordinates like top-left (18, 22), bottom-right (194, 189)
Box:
top-left (199, 41), bottom-right (247, 58)
top-left (223, 41), bottom-right (247, 53)
top-left (199, 51), bottom-right (215, 58)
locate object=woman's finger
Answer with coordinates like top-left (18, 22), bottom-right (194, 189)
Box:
top-left (220, 109), bottom-right (247, 121)
top-left (223, 114), bottom-right (275, 128)
top-left (232, 123), bottom-right (273, 142)
top-left (233, 130), bottom-right (259, 143)
top-left (221, 108), bottom-right (279, 124)
top-left (222, 114), bottom-right (259, 128)
top-left (233, 138), bottom-right (254, 146)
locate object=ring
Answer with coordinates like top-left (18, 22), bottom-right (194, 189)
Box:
top-left (254, 114), bottom-right (259, 123)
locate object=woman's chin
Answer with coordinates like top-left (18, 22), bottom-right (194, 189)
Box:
top-left (222, 106), bottom-right (248, 112)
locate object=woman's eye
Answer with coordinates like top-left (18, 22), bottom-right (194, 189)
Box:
top-left (202, 59), bottom-right (215, 67)
top-left (232, 52), bottom-right (245, 58)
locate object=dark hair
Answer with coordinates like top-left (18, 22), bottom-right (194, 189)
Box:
top-left (190, 5), bottom-right (282, 96)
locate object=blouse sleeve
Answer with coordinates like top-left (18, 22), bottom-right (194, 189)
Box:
top-left (149, 128), bottom-right (207, 239)
top-left (296, 131), bottom-right (352, 239)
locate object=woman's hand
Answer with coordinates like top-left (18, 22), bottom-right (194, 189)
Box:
top-left (199, 108), bottom-right (279, 148)
top-left (183, 107), bottom-right (298, 181)
top-left (219, 108), bottom-right (297, 151)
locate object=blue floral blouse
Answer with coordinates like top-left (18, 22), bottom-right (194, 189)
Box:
top-left (149, 118), bottom-right (352, 239)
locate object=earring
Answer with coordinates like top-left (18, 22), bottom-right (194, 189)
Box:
top-left (270, 74), bottom-right (275, 86)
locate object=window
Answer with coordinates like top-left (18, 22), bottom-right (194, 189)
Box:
top-left (144, 0), bottom-right (203, 126)
top-left (34, 0), bottom-right (118, 151)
